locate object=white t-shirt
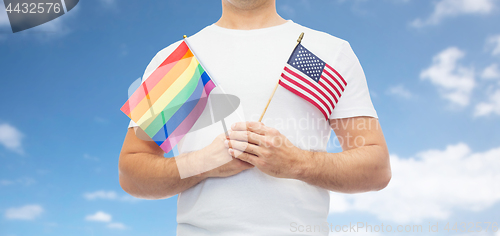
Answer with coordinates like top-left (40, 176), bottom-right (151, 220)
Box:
top-left (129, 20), bottom-right (377, 236)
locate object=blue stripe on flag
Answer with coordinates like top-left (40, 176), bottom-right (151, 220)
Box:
top-left (201, 71), bottom-right (211, 86)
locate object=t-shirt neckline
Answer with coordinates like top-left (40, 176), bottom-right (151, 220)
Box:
top-left (208, 20), bottom-right (295, 35)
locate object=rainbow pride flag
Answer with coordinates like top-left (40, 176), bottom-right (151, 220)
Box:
top-left (120, 40), bottom-right (216, 154)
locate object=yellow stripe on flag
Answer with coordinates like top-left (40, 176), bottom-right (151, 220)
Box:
top-left (129, 52), bottom-right (195, 121)
top-left (135, 57), bottom-right (200, 128)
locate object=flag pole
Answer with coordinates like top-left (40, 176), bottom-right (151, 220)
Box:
top-left (183, 35), bottom-right (219, 87)
top-left (258, 32), bottom-right (304, 122)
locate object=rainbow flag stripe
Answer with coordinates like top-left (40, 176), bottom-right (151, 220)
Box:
top-left (120, 41), bottom-right (216, 154)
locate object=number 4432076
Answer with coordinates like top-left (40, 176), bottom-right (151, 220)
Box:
top-left (5, 3), bottom-right (62, 14)
top-left (444, 222), bottom-right (498, 233)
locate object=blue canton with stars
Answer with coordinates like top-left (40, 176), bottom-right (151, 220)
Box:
top-left (287, 44), bottom-right (326, 82)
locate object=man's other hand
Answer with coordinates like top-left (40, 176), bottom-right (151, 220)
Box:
top-left (225, 121), bottom-right (306, 179)
top-left (200, 133), bottom-right (254, 178)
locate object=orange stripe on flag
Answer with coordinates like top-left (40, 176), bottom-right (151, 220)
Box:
top-left (121, 42), bottom-right (192, 116)
top-left (128, 56), bottom-right (195, 120)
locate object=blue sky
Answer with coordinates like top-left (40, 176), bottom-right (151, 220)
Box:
top-left (1, 0), bottom-right (500, 235)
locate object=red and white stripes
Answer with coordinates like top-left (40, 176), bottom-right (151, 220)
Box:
top-left (279, 63), bottom-right (347, 120)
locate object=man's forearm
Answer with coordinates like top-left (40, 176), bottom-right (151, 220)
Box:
top-left (296, 144), bottom-right (391, 193)
top-left (119, 128), bottom-right (253, 200)
top-left (119, 151), bottom-right (206, 200)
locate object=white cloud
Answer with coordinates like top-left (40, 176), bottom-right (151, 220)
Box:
top-left (474, 89), bottom-right (500, 117)
top-left (386, 85), bottom-right (413, 99)
top-left (85, 211), bottom-right (112, 222)
top-left (107, 222), bottom-right (127, 230)
top-left (83, 190), bottom-right (141, 202)
top-left (84, 191), bottom-right (117, 200)
top-left (482, 63), bottom-right (500, 79)
top-left (85, 211), bottom-right (128, 230)
top-left (0, 123), bottom-right (24, 154)
top-left (473, 37), bottom-right (500, 117)
top-left (420, 47), bottom-right (475, 107)
top-left (411, 0), bottom-right (496, 27)
top-left (487, 35), bottom-right (500, 56)
top-left (330, 143), bottom-right (500, 224)
top-left (5, 205), bottom-right (43, 220)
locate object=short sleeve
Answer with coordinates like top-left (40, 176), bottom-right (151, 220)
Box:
top-left (329, 42), bottom-right (378, 119)
top-left (127, 41), bottom-right (183, 128)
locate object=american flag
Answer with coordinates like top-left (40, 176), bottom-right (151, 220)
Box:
top-left (279, 43), bottom-right (347, 120)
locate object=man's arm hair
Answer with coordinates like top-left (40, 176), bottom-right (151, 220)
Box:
top-left (297, 117), bottom-right (391, 193)
top-left (118, 128), bottom-right (205, 200)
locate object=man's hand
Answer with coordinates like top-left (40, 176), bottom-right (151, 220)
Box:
top-left (225, 121), bottom-right (308, 179)
top-left (201, 133), bottom-right (254, 178)
top-left (224, 118), bottom-right (391, 193)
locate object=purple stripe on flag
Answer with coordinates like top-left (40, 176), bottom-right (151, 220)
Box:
top-left (204, 80), bottom-right (216, 94)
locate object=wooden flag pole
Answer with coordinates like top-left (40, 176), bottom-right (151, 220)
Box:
top-left (258, 32), bottom-right (304, 122)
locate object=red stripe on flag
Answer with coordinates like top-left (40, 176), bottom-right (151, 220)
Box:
top-left (283, 68), bottom-right (332, 115)
top-left (321, 74), bottom-right (342, 99)
top-left (121, 101), bottom-right (131, 116)
top-left (281, 73), bottom-right (331, 116)
top-left (325, 64), bottom-right (347, 86)
top-left (322, 68), bottom-right (344, 92)
top-left (284, 67), bottom-right (334, 112)
top-left (279, 80), bottom-right (329, 120)
top-left (157, 42), bottom-right (190, 69)
top-left (120, 42), bottom-right (191, 115)
top-left (318, 80), bottom-right (338, 104)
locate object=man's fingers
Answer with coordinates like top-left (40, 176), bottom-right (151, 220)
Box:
top-left (231, 121), bottom-right (267, 135)
top-left (228, 130), bottom-right (264, 145)
top-left (230, 122), bottom-right (248, 131)
top-left (225, 140), bottom-right (260, 156)
top-left (229, 148), bottom-right (257, 165)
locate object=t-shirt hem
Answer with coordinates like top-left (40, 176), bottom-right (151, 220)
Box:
top-left (329, 108), bottom-right (378, 120)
